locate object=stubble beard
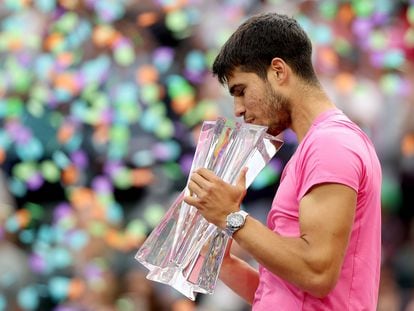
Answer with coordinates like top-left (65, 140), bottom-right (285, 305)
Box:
top-left (264, 85), bottom-right (292, 136)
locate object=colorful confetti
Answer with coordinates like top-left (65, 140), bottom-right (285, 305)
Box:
top-left (0, 1), bottom-right (413, 310)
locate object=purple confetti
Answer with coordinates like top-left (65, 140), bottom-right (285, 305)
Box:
top-left (103, 161), bottom-right (122, 176)
top-left (53, 203), bottom-right (72, 222)
top-left (180, 153), bottom-right (194, 175)
top-left (92, 175), bottom-right (113, 193)
top-left (26, 173), bottom-right (44, 191)
top-left (70, 150), bottom-right (88, 168)
top-left (352, 18), bottom-right (373, 38)
top-left (29, 253), bottom-right (47, 274)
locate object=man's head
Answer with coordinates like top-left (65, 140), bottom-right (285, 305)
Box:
top-left (212, 12), bottom-right (318, 86)
top-left (211, 13), bottom-right (321, 136)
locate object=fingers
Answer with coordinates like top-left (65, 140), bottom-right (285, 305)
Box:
top-left (236, 167), bottom-right (248, 188)
top-left (187, 171), bottom-right (211, 198)
top-left (189, 168), bottom-right (246, 197)
top-left (183, 194), bottom-right (199, 207)
top-left (184, 170), bottom-right (213, 207)
top-left (196, 167), bottom-right (247, 188)
top-left (184, 169), bottom-right (222, 210)
top-left (191, 170), bottom-right (211, 187)
top-left (187, 179), bottom-right (203, 197)
top-left (196, 168), bottom-right (219, 181)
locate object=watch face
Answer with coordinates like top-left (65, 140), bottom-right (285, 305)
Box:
top-left (228, 213), bottom-right (244, 228)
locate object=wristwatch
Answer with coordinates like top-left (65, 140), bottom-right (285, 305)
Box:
top-left (225, 210), bottom-right (249, 237)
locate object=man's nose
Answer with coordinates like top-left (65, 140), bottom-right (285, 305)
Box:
top-left (234, 99), bottom-right (245, 118)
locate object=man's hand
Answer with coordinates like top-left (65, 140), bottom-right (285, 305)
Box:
top-left (183, 167), bottom-right (248, 229)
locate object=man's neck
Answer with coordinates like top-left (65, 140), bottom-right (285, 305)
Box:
top-left (290, 86), bottom-right (335, 143)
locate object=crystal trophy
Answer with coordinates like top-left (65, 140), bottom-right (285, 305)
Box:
top-left (135, 118), bottom-right (283, 300)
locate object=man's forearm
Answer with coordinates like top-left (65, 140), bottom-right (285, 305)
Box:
top-left (219, 254), bottom-right (260, 304)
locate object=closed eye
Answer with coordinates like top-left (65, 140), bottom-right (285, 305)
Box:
top-left (229, 84), bottom-right (245, 97)
top-left (235, 89), bottom-right (245, 97)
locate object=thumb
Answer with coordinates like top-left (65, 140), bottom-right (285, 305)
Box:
top-left (236, 167), bottom-right (248, 189)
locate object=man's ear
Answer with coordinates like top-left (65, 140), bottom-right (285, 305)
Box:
top-left (270, 57), bottom-right (287, 81)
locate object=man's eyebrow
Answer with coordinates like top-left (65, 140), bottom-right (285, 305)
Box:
top-left (229, 84), bottom-right (243, 96)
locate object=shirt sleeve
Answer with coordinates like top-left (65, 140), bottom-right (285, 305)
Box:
top-left (295, 128), bottom-right (363, 200)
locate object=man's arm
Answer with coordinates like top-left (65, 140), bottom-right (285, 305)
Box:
top-left (185, 169), bottom-right (356, 298)
top-left (233, 183), bottom-right (356, 297)
top-left (219, 252), bottom-right (260, 304)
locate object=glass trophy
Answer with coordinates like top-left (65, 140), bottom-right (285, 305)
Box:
top-left (135, 118), bottom-right (283, 300)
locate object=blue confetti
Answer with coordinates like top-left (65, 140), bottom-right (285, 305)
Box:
top-left (17, 286), bottom-right (39, 310)
top-left (0, 294), bottom-right (6, 311)
top-left (48, 277), bottom-right (70, 301)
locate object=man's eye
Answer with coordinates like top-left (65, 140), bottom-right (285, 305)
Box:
top-left (229, 86), bottom-right (245, 97)
top-left (235, 89), bottom-right (245, 96)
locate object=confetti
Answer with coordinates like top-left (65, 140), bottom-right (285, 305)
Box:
top-left (0, 1), bottom-right (412, 310)
top-left (17, 286), bottom-right (39, 310)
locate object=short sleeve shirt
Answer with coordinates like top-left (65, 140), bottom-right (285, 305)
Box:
top-left (253, 109), bottom-right (382, 311)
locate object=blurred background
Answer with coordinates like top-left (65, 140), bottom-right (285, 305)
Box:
top-left (0, 0), bottom-right (413, 310)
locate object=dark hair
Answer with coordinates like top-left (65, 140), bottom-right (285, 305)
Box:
top-left (212, 12), bottom-right (318, 85)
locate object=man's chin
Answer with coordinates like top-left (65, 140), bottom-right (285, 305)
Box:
top-left (267, 127), bottom-right (283, 137)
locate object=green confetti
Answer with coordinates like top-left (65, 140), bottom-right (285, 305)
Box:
top-left (352, 0), bottom-right (375, 17)
top-left (251, 166), bottom-right (280, 190)
top-left (5, 97), bottom-right (24, 117)
top-left (114, 44), bottom-right (135, 66)
top-left (125, 219), bottom-right (147, 237)
top-left (319, 1), bottom-right (338, 20)
top-left (27, 99), bottom-right (45, 118)
top-left (110, 125), bottom-right (130, 142)
top-left (40, 160), bottom-right (61, 182)
top-left (381, 175), bottom-right (402, 213)
top-left (116, 297), bottom-right (135, 311)
top-left (333, 37), bottom-right (352, 56)
top-left (167, 75), bottom-right (194, 98)
top-left (154, 118), bottom-right (174, 139)
top-left (182, 99), bottom-right (217, 127)
top-left (88, 221), bottom-right (108, 237)
top-left (369, 30), bottom-right (387, 51)
top-left (404, 28), bottom-right (414, 47)
top-left (165, 10), bottom-right (189, 33)
top-left (25, 202), bottom-right (45, 220)
top-left (407, 5), bottom-right (414, 24)
top-left (162, 162), bottom-right (183, 181)
top-left (141, 84), bottom-right (160, 103)
top-left (12, 162), bottom-right (37, 181)
top-left (143, 203), bottom-right (165, 227)
top-left (49, 112), bottom-right (64, 128)
top-left (112, 168), bottom-right (132, 189)
top-left (117, 104), bottom-right (140, 123)
top-left (54, 12), bottom-right (79, 33)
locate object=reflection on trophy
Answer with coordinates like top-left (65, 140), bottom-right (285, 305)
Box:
top-left (135, 118), bottom-right (283, 300)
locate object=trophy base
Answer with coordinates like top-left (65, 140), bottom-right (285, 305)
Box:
top-left (146, 266), bottom-right (198, 301)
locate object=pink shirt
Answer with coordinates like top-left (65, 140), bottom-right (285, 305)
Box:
top-left (253, 109), bottom-right (382, 311)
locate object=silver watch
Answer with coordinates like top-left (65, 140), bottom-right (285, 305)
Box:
top-left (225, 210), bottom-right (249, 237)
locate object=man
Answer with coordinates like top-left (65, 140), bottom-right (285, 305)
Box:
top-left (183, 13), bottom-right (382, 310)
